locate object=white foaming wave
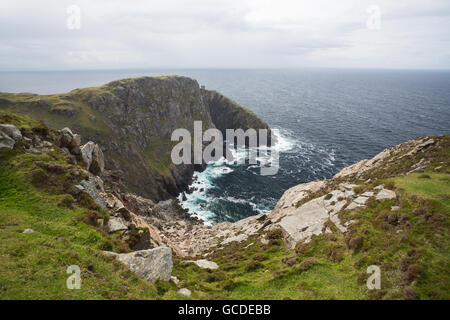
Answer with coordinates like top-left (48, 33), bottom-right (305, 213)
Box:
top-left (177, 158), bottom-right (234, 225)
top-left (178, 128), bottom-right (298, 225)
top-left (214, 196), bottom-right (271, 215)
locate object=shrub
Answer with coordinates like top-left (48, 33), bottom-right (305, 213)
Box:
top-left (297, 257), bottom-right (320, 270)
top-left (347, 236), bottom-right (364, 251)
top-left (281, 257), bottom-right (297, 266)
top-left (267, 228), bottom-right (283, 240)
top-left (77, 192), bottom-right (100, 210)
top-left (245, 261), bottom-right (263, 272)
top-left (82, 210), bottom-right (102, 226)
top-left (405, 264), bottom-right (424, 282)
top-left (58, 194), bottom-right (75, 209)
top-left (253, 253), bottom-right (267, 261)
top-left (324, 193), bottom-right (333, 200)
top-left (404, 287), bottom-right (418, 300)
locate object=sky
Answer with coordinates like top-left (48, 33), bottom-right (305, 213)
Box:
top-left (0, 0), bottom-right (449, 71)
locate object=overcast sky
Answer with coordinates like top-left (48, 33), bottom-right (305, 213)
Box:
top-left (0, 0), bottom-right (449, 71)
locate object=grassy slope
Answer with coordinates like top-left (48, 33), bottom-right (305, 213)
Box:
top-left (0, 113), bottom-right (168, 299)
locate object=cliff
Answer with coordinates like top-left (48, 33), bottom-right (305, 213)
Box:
top-left (0, 76), bottom-right (270, 201)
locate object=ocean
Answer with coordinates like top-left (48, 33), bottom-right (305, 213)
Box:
top-left (1, 68), bottom-right (449, 224)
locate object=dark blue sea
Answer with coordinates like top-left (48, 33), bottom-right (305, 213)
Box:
top-left (1, 68), bottom-right (449, 224)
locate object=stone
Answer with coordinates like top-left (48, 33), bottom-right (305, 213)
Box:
top-left (178, 288), bottom-right (191, 297)
top-left (68, 133), bottom-right (81, 151)
top-left (28, 148), bottom-right (41, 154)
top-left (60, 127), bottom-right (74, 147)
top-left (391, 206), bottom-right (400, 211)
top-left (71, 184), bottom-right (84, 195)
top-left (81, 141), bottom-right (95, 170)
top-left (278, 197), bottom-right (329, 248)
top-left (107, 247), bottom-right (173, 282)
top-left (22, 228), bottom-right (35, 233)
top-left (190, 259), bottom-right (219, 270)
top-left (90, 144), bottom-right (104, 174)
top-left (171, 276), bottom-right (180, 286)
top-left (42, 141), bottom-right (52, 147)
top-left (221, 233), bottom-right (248, 245)
top-left (376, 189), bottom-right (396, 201)
top-left (0, 130), bottom-right (15, 150)
top-left (107, 217), bottom-right (128, 233)
top-left (0, 124), bottom-right (22, 142)
top-left (80, 176), bottom-right (106, 208)
top-left (81, 141), bottom-right (104, 174)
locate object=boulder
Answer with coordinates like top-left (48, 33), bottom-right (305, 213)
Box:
top-left (376, 189), bottom-right (396, 201)
top-left (190, 259), bottom-right (219, 270)
top-left (60, 127), bottom-right (74, 147)
top-left (80, 176), bottom-right (106, 208)
top-left (81, 142), bottom-right (104, 174)
top-left (22, 228), bottom-right (35, 233)
top-left (0, 124), bottom-right (22, 142)
top-left (81, 141), bottom-right (95, 170)
top-left (105, 247), bottom-right (173, 282)
top-left (107, 217), bottom-right (128, 233)
top-left (0, 130), bottom-right (15, 150)
top-left (90, 144), bottom-right (105, 174)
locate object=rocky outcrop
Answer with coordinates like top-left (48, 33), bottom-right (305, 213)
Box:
top-left (0, 76), bottom-right (269, 201)
top-left (0, 129), bottom-right (15, 150)
top-left (201, 89), bottom-right (271, 144)
top-left (104, 247), bottom-right (173, 282)
top-left (0, 124), bottom-right (22, 142)
top-left (80, 141), bottom-right (104, 174)
top-left (0, 123), bottom-right (22, 150)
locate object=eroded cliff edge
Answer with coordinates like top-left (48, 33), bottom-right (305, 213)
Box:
top-left (0, 76), bottom-right (270, 201)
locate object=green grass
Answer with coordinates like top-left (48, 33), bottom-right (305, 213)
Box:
top-left (390, 172), bottom-right (450, 210)
top-left (0, 117), bottom-right (162, 299)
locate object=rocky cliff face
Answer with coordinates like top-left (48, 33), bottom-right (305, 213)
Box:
top-left (0, 76), bottom-right (269, 201)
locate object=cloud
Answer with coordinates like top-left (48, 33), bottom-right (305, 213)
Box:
top-left (0, 0), bottom-right (449, 70)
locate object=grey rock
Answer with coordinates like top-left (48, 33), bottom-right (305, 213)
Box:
top-left (107, 217), bottom-right (128, 233)
top-left (42, 140), bottom-right (53, 147)
top-left (171, 276), bottom-right (180, 286)
top-left (90, 144), bottom-right (105, 175)
top-left (28, 148), bottom-right (41, 154)
top-left (376, 189), bottom-right (396, 201)
top-left (177, 288), bottom-right (191, 297)
top-left (0, 124), bottom-right (22, 142)
top-left (71, 184), bottom-right (84, 195)
top-left (81, 141), bottom-right (95, 170)
top-left (0, 130), bottom-right (15, 150)
top-left (81, 142), bottom-right (104, 174)
top-left (190, 259), bottom-right (219, 270)
top-left (60, 127), bottom-right (74, 147)
top-left (22, 228), bottom-right (35, 233)
top-left (109, 247), bottom-right (173, 282)
top-left (80, 176), bottom-right (106, 208)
